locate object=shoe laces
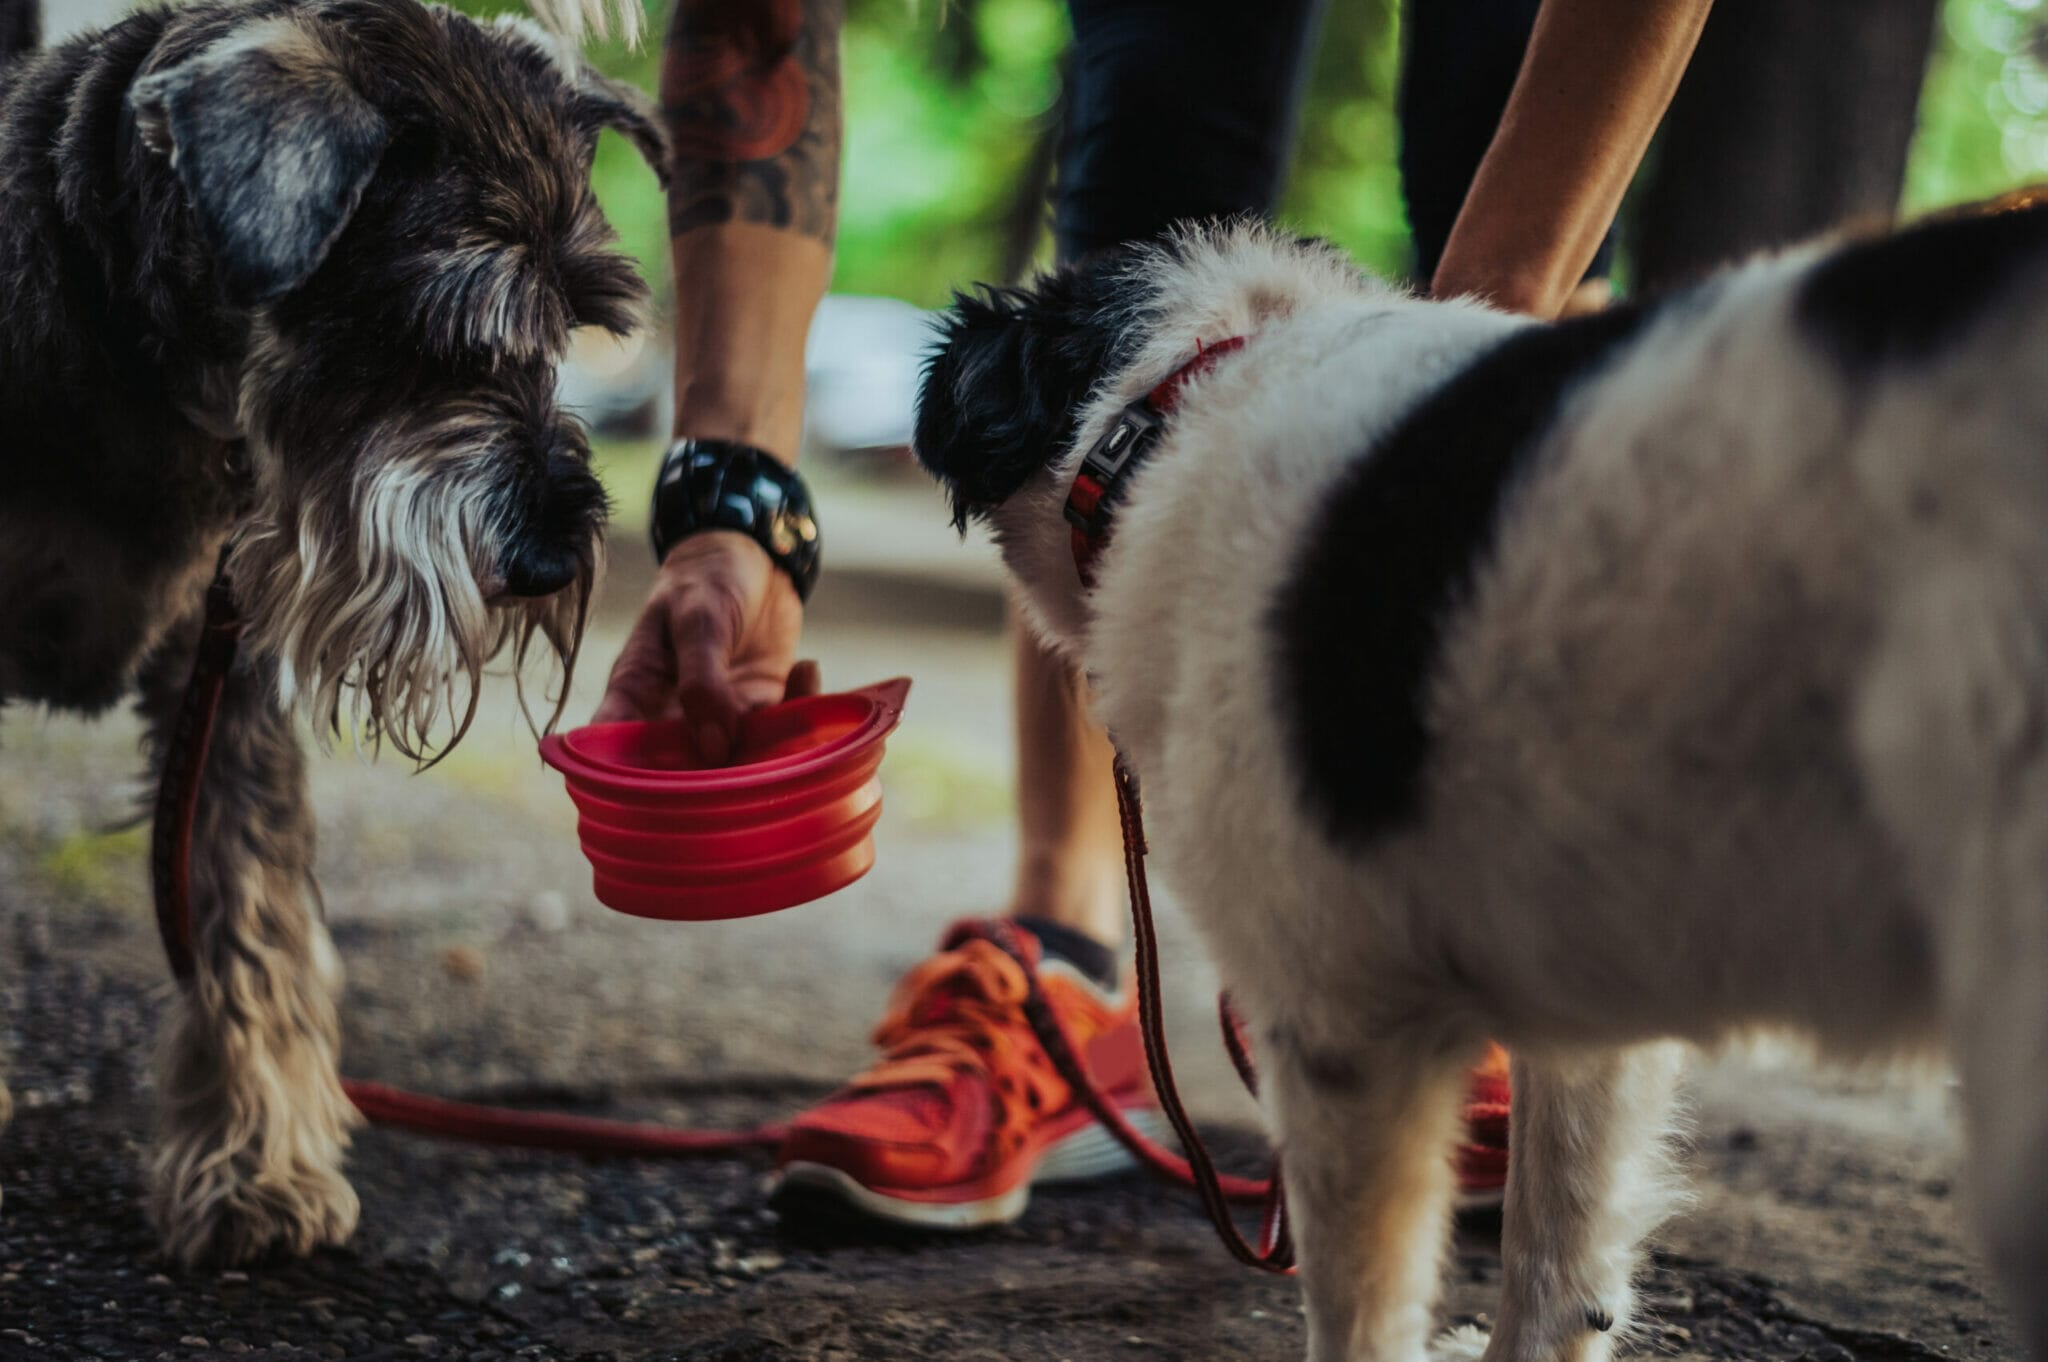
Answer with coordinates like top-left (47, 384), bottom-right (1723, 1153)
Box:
top-left (849, 939), bottom-right (1070, 1128)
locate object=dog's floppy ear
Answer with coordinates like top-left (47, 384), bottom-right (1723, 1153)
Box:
top-left (575, 70), bottom-right (670, 189)
top-left (129, 17), bottom-right (389, 306)
top-left (915, 287), bottom-right (1060, 531)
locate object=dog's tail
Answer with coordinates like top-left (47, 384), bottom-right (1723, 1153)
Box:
top-left (0, 0), bottom-right (37, 64)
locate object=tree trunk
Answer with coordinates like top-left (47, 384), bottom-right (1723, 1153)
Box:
top-left (1627, 0), bottom-right (1941, 295)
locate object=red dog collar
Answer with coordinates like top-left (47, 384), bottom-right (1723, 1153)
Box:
top-left (1065, 336), bottom-right (1247, 584)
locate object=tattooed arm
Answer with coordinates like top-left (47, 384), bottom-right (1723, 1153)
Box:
top-left (662, 0), bottom-right (843, 457)
top-left (594, 0), bottom-right (842, 740)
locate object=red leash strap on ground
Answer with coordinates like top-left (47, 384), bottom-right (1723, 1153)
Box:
top-left (152, 566), bottom-right (785, 1158)
top-left (343, 1081), bottom-right (784, 1154)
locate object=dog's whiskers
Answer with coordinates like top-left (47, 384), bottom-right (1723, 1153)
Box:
top-left (232, 448), bottom-right (590, 765)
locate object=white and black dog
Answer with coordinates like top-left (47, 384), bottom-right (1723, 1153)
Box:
top-left (914, 208), bottom-right (2048, 1362)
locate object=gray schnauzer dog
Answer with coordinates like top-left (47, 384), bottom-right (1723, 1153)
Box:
top-left (0, 0), bottom-right (663, 1263)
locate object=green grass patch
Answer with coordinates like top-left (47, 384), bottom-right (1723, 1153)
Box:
top-left (36, 824), bottom-right (148, 907)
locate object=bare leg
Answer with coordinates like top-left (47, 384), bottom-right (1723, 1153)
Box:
top-left (1266, 1028), bottom-right (1472, 1362)
top-left (1004, 607), bottom-right (1124, 944)
top-left (1483, 1045), bottom-right (1686, 1362)
top-left (139, 634), bottom-right (357, 1265)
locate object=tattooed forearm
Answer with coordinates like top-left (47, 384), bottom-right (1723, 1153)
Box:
top-left (661, 0), bottom-right (844, 241)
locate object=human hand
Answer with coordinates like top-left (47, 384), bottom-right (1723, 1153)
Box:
top-left (592, 530), bottom-right (820, 762)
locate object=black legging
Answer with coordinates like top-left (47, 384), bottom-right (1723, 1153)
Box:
top-left (1055, 0), bottom-right (1617, 284)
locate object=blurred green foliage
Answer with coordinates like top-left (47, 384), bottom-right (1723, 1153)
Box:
top-left (458, 0), bottom-right (2048, 308)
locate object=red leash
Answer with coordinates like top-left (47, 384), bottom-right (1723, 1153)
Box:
top-left (151, 565), bottom-right (1287, 1267)
top-left (968, 765), bottom-right (1294, 1272)
top-left (1055, 335), bottom-right (1298, 1271)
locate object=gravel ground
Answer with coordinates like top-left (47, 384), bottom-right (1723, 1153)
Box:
top-left (0, 536), bottom-right (2025, 1361)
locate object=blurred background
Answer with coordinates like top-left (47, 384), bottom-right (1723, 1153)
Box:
top-left (43, 0), bottom-right (2048, 515)
top-left (512, 0), bottom-right (2048, 475)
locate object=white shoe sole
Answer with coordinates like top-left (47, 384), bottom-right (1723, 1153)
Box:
top-left (771, 1107), bottom-right (1170, 1230)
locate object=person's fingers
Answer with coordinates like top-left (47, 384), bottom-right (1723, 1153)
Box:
top-left (783, 659), bottom-right (822, 700)
top-left (591, 609), bottom-right (675, 723)
top-left (667, 592), bottom-right (747, 763)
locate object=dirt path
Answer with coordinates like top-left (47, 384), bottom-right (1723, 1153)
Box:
top-left (0, 554), bottom-right (2022, 1361)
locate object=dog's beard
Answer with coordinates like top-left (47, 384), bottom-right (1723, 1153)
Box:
top-left (232, 442), bottom-right (597, 764)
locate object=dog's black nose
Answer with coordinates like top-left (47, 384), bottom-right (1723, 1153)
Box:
top-left (500, 539), bottom-right (582, 597)
top-left (499, 451), bottom-right (606, 598)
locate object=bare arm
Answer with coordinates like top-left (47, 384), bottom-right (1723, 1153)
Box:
top-left (594, 0), bottom-right (843, 738)
top-left (1429, 0), bottom-right (1713, 319)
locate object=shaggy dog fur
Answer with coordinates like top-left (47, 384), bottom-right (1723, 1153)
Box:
top-left (0, 0), bottom-right (661, 1264)
top-left (914, 210), bottom-right (2048, 1362)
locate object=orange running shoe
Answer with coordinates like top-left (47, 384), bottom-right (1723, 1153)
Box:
top-left (770, 919), bottom-right (1162, 1228)
top-left (770, 919), bottom-right (1514, 1226)
top-left (1457, 1041), bottom-right (1511, 1210)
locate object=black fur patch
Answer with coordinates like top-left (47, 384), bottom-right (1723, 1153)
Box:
top-left (1797, 193), bottom-right (2048, 364)
top-left (914, 250), bottom-right (1153, 529)
top-left (1274, 304), bottom-right (1648, 844)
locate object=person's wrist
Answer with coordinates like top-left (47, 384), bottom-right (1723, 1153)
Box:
top-left (669, 391), bottom-right (802, 464)
top-left (656, 527), bottom-right (770, 576)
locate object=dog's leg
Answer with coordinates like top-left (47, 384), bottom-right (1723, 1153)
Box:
top-left (139, 636), bottom-right (358, 1266)
top-left (1480, 1044), bottom-right (1686, 1362)
top-left (1853, 566), bottom-right (2048, 1357)
top-left (1267, 1029), bottom-right (1472, 1362)
top-left (1949, 957), bottom-right (2048, 1358)
top-left (1934, 790), bottom-right (2048, 1357)
top-left (0, 1056), bottom-right (11, 1212)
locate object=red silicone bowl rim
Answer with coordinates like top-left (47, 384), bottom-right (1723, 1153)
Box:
top-left (574, 777), bottom-right (883, 864)
top-left (561, 757), bottom-right (880, 823)
top-left (557, 748), bottom-right (885, 816)
top-left (580, 801), bottom-right (884, 884)
top-left (538, 678), bottom-right (910, 799)
top-left (591, 839), bottom-right (877, 922)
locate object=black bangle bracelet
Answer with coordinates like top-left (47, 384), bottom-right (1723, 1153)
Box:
top-left (650, 439), bottom-right (822, 603)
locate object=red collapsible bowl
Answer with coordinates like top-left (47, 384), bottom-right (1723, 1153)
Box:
top-left (539, 678), bottom-right (910, 921)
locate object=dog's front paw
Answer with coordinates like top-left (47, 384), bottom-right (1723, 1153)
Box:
top-left (1429, 1324), bottom-right (1492, 1362)
top-left (149, 1101), bottom-right (360, 1265)
top-left (149, 1141), bottom-right (359, 1266)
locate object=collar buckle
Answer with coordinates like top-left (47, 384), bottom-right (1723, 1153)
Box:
top-left (1064, 399), bottom-right (1163, 537)
top-left (1064, 335), bottom-right (1248, 584)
